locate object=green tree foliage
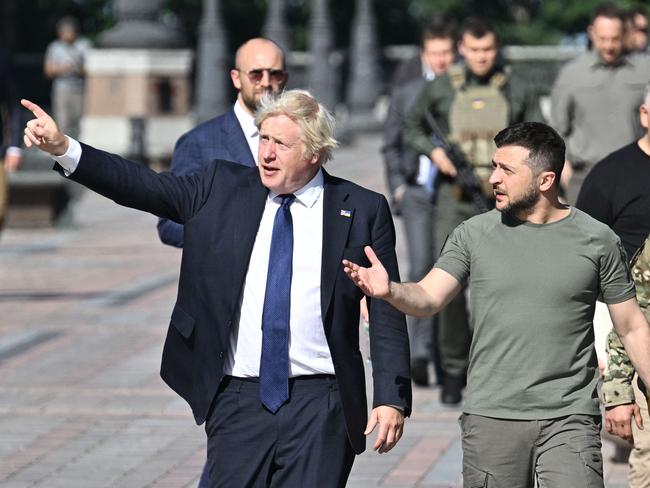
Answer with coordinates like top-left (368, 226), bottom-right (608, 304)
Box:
top-left (406, 0), bottom-right (647, 45)
top-left (3, 0), bottom-right (647, 53)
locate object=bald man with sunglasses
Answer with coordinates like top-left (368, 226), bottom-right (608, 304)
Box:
top-left (157, 37), bottom-right (288, 247)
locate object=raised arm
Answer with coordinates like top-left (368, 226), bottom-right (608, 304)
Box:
top-left (343, 245), bottom-right (462, 317)
top-left (21, 98), bottom-right (213, 226)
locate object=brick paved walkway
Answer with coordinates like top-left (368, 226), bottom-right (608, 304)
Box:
top-left (0, 134), bottom-right (629, 487)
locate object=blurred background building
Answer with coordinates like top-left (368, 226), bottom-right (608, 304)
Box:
top-left (0, 0), bottom-right (636, 227)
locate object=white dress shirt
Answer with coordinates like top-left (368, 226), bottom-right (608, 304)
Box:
top-left (52, 136), bottom-right (82, 174)
top-left (233, 101), bottom-right (259, 165)
top-left (226, 169), bottom-right (334, 377)
top-left (52, 141), bottom-right (334, 377)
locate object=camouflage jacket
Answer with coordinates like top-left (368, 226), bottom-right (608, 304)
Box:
top-left (602, 236), bottom-right (650, 407)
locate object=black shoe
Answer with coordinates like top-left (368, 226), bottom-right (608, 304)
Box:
top-left (410, 358), bottom-right (429, 386)
top-left (441, 374), bottom-right (463, 405)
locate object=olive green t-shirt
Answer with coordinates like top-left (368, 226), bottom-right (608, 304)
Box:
top-left (435, 207), bottom-right (635, 419)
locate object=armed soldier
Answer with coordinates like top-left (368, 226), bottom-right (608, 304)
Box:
top-left (602, 236), bottom-right (650, 488)
top-left (402, 17), bottom-right (542, 404)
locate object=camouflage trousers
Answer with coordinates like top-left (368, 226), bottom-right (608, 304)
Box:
top-left (629, 374), bottom-right (650, 488)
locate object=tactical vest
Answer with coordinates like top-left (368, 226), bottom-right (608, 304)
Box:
top-left (447, 65), bottom-right (510, 197)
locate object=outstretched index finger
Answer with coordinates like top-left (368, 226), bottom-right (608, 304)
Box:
top-left (21, 99), bottom-right (48, 118)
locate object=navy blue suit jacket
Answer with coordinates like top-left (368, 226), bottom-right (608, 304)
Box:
top-left (63, 146), bottom-right (412, 454)
top-left (157, 108), bottom-right (255, 247)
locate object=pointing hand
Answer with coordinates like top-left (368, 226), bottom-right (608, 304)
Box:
top-left (21, 99), bottom-right (69, 156)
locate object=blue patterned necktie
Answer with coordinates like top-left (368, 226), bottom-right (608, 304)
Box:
top-left (259, 194), bottom-right (295, 413)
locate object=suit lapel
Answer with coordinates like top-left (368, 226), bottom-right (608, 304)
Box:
top-left (231, 172), bottom-right (267, 306)
top-left (321, 171), bottom-right (353, 322)
top-left (222, 109), bottom-right (256, 167)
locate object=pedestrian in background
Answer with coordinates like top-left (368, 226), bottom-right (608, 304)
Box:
top-left (551, 3), bottom-right (650, 203)
top-left (44, 16), bottom-right (90, 139)
top-left (624, 5), bottom-right (649, 54)
top-left (382, 18), bottom-right (456, 387)
top-left (157, 37), bottom-right (288, 248)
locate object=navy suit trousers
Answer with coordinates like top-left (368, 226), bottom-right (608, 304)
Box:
top-left (205, 375), bottom-right (355, 488)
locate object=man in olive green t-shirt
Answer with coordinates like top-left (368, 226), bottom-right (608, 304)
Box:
top-left (343, 122), bottom-right (650, 487)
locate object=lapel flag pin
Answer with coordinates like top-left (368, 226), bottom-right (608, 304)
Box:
top-left (340, 209), bottom-right (352, 218)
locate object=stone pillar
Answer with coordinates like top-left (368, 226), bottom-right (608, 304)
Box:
top-left (195, 0), bottom-right (229, 122)
top-left (82, 0), bottom-right (193, 160)
top-left (346, 0), bottom-right (382, 131)
top-left (82, 50), bottom-right (193, 158)
top-left (98, 0), bottom-right (184, 48)
top-left (308, 0), bottom-right (336, 110)
top-left (263, 0), bottom-right (290, 53)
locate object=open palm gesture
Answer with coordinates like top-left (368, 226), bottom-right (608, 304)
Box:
top-left (342, 246), bottom-right (391, 299)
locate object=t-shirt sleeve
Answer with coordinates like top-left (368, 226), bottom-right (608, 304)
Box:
top-left (599, 232), bottom-right (636, 304)
top-left (434, 222), bottom-right (471, 285)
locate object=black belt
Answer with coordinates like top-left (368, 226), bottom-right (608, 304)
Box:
top-left (221, 374), bottom-right (335, 386)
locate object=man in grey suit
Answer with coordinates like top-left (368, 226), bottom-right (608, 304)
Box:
top-left (381, 21), bottom-right (456, 387)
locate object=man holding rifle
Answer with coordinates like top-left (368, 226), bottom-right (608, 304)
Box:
top-left (403, 17), bottom-right (542, 404)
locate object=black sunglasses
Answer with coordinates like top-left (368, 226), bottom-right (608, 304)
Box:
top-left (238, 68), bottom-right (287, 84)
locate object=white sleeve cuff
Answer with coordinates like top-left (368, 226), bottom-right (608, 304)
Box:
top-left (5, 146), bottom-right (22, 156)
top-left (52, 136), bottom-right (82, 176)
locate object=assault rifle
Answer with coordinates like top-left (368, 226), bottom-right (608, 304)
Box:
top-left (423, 111), bottom-right (493, 214)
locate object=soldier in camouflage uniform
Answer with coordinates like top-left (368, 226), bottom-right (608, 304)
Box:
top-left (402, 17), bottom-right (542, 404)
top-left (603, 235), bottom-right (650, 488)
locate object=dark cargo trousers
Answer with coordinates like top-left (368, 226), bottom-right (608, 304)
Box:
top-left (434, 183), bottom-right (475, 378)
top-left (400, 185), bottom-right (438, 366)
top-left (460, 413), bottom-right (603, 488)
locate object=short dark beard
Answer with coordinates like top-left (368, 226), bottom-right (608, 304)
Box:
top-left (244, 88), bottom-right (278, 114)
top-left (501, 183), bottom-right (540, 219)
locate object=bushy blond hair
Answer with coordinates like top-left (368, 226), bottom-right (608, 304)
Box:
top-left (255, 90), bottom-right (338, 165)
